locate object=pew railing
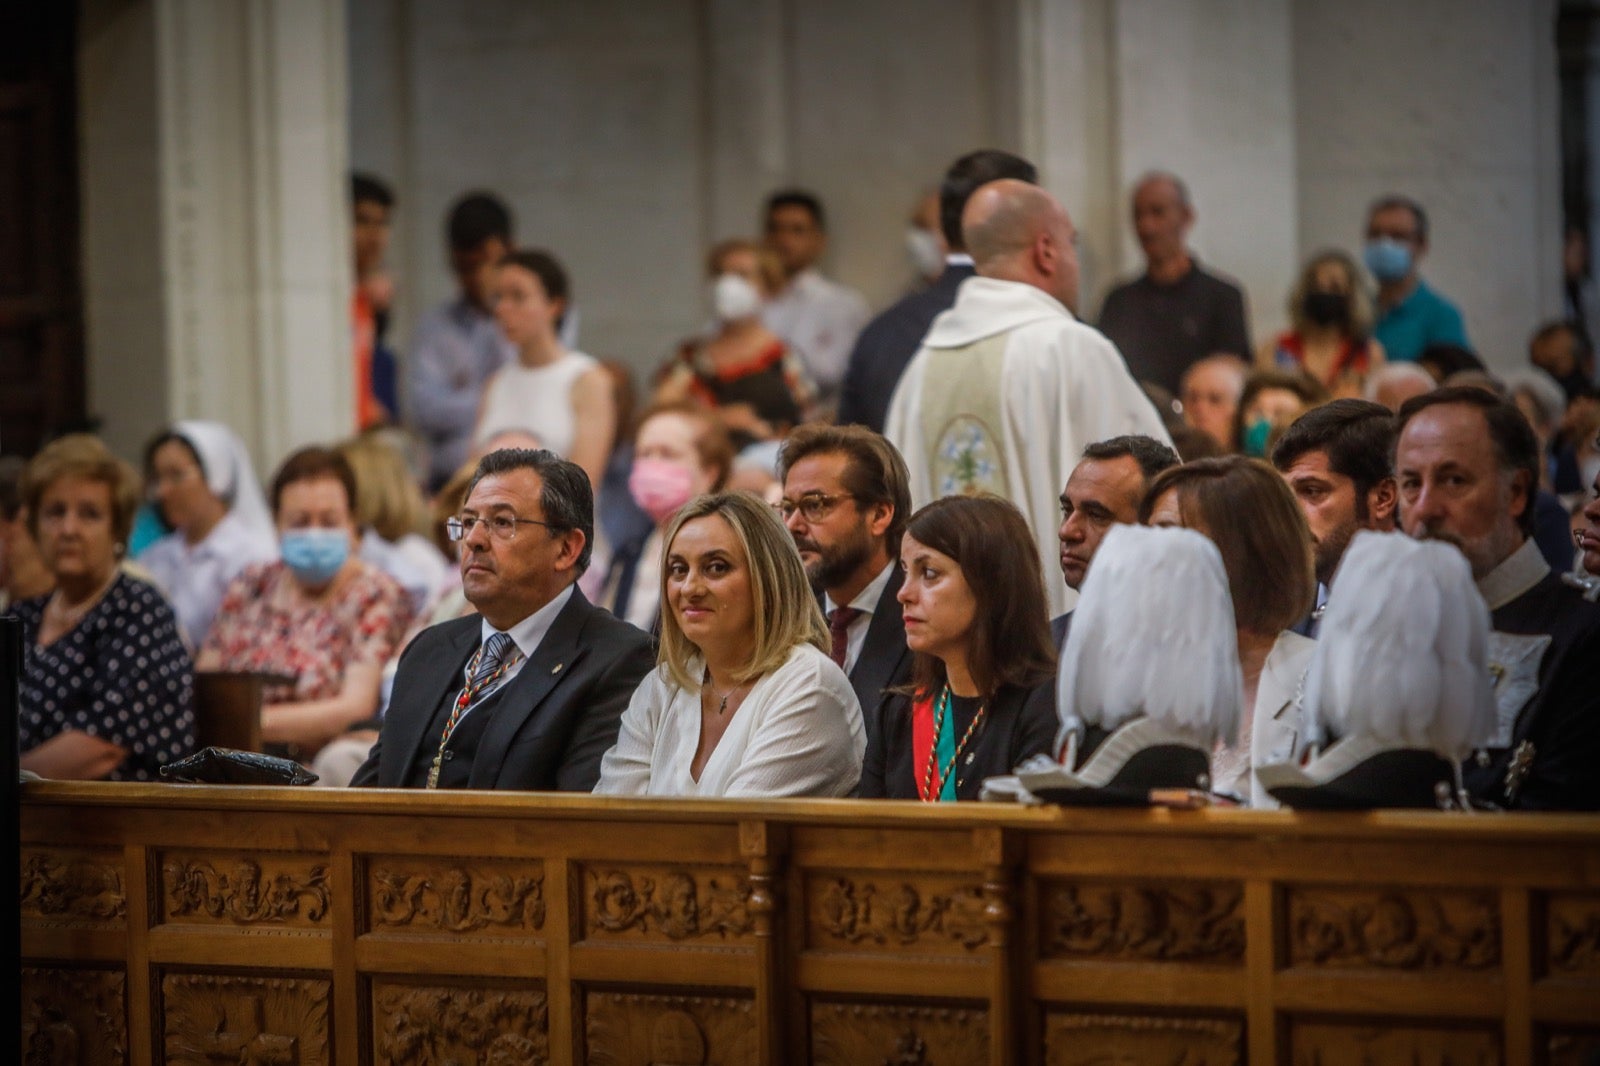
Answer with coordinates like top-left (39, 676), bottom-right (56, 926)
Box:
top-left (19, 784), bottom-right (1600, 1065)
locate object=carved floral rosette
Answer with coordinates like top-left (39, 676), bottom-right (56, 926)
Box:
top-left (161, 971), bottom-right (330, 1066)
top-left (1544, 893), bottom-right (1600, 977)
top-left (1287, 887), bottom-right (1499, 971)
top-left (809, 1000), bottom-right (988, 1065)
top-left (160, 852), bottom-right (330, 928)
top-left (370, 979), bottom-right (549, 1065)
top-left (806, 873), bottom-right (990, 953)
top-left (1039, 880), bottom-right (1245, 964)
top-left (584, 990), bottom-right (756, 1065)
top-left (20, 849), bottom-right (126, 926)
top-left (365, 857), bottom-right (545, 937)
top-left (583, 866), bottom-right (753, 943)
top-left (22, 966), bottom-right (128, 1066)
top-left (1043, 1012), bottom-right (1242, 1066)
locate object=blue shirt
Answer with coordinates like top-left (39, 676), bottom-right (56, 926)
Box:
top-left (1373, 279), bottom-right (1469, 363)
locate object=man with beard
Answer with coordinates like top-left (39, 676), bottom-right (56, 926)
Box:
top-left (1055, 435), bottom-right (1179, 644)
top-left (1395, 387), bottom-right (1600, 809)
top-left (777, 424), bottom-right (914, 721)
top-left (1271, 400), bottom-right (1398, 637)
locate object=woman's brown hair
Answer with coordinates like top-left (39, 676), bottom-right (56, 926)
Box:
top-left (23, 434), bottom-right (142, 547)
top-left (902, 494), bottom-right (1056, 699)
top-left (1139, 456), bottom-right (1315, 634)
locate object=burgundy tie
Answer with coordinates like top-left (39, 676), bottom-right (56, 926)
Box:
top-left (828, 607), bottom-right (863, 669)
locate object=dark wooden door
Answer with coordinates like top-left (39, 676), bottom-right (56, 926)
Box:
top-left (0, 4), bottom-right (86, 459)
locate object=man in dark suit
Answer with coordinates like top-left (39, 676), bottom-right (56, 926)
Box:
top-left (1053, 435), bottom-right (1180, 647)
top-left (352, 449), bottom-right (653, 791)
top-left (777, 425), bottom-right (914, 720)
top-left (836, 149), bottom-right (1038, 432)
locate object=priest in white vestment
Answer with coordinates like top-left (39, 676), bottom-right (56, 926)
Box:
top-left (885, 179), bottom-right (1172, 616)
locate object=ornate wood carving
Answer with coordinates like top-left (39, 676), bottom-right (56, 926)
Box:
top-left (1544, 1029), bottom-right (1600, 1066)
top-left (21, 967), bottom-right (128, 1066)
top-left (1287, 887), bottom-right (1500, 970)
top-left (371, 979), bottom-right (548, 1065)
top-left (161, 972), bottom-right (330, 1065)
top-left (1043, 1012), bottom-right (1242, 1065)
top-left (808, 875), bottom-right (989, 952)
top-left (1289, 1020), bottom-right (1501, 1065)
top-left (809, 1001), bottom-right (988, 1065)
top-left (162, 855), bottom-right (330, 927)
top-left (1545, 893), bottom-right (1600, 976)
top-left (584, 991), bottom-right (755, 1065)
top-left (584, 867), bottom-right (753, 942)
top-left (19, 849), bottom-right (125, 925)
top-left (1039, 880), bottom-right (1244, 963)
top-left (367, 859), bottom-right (545, 935)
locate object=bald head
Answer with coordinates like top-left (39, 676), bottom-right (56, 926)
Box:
top-left (962, 179), bottom-right (1081, 312)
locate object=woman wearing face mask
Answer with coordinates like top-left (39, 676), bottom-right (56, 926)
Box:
top-left (136, 420), bottom-right (278, 649)
top-left (16, 434), bottom-right (195, 780)
top-left (1234, 370), bottom-right (1329, 459)
top-left (1259, 250), bottom-right (1386, 399)
top-left (602, 402), bottom-right (736, 632)
top-left (197, 446), bottom-right (413, 760)
top-left (652, 239), bottom-right (816, 446)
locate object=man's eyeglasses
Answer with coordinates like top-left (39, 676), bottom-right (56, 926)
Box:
top-left (776, 492), bottom-right (856, 523)
top-left (446, 514), bottom-right (557, 542)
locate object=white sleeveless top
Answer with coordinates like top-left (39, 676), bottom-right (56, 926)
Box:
top-left (475, 350), bottom-right (599, 458)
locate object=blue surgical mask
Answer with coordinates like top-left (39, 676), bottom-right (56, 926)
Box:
top-left (1363, 238), bottom-right (1413, 283)
top-left (280, 528), bottom-right (349, 586)
top-left (1243, 417), bottom-right (1273, 458)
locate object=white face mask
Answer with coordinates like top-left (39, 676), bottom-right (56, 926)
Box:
top-left (711, 273), bottom-right (762, 322)
top-left (905, 226), bottom-right (945, 280)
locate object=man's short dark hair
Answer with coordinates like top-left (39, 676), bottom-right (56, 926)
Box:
top-left (939, 150), bottom-right (1038, 251)
top-left (765, 189), bottom-right (825, 231)
top-left (447, 192), bottom-right (513, 251)
top-left (351, 173), bottom-right (394, 210)
top-left (1417, 342), bottom-right (1484, 381)
top-left (1080, 434), bottom-right (1180, 487)
top-left (1532, 318), bottom-right (1596, 370)
top-left (1368, 193), bottom-right (1430, 244)
top-left (1271, 399), bottom-right (1396, 510)
top-left (1395, 386), bottom-right (1540, 537)
top-left (468, 448), bottom-right (595, 574)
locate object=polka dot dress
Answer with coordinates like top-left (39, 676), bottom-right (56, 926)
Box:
top-left (15, 573), bottom-right (197, 781)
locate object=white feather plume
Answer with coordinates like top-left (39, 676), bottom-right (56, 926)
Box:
top-left (1303, 531), bottom-right (1497, 760)
top-left (1056, 525), bottom-right (1241, 757)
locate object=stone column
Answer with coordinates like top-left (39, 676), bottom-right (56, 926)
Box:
top-left (79, 0), bottom-right (351, 467)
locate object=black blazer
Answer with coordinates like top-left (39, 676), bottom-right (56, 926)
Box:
top-left (1050, 611), bottom-right (1073, 650)
top-left (350, 588), bottom-right (655, 791)
top-left (859, 680), bottom-right (1058, 800)
top-left (845, 566), bottom-right (914, 732)
top-left (837, 264), bottom-right (975, 431)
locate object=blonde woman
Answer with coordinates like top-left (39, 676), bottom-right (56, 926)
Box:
top-left (337, 433), bottom-right (452, 616)
top-left (595, 491), bottom-right (864, 797)
top-left (1258, 249), bottom-right (1386, 398)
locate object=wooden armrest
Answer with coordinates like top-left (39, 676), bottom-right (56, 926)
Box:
top-left (192, 671), bottom-right (276, 753)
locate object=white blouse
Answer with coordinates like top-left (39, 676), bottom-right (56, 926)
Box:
top-left (594, 643), bottom-right (865, 798)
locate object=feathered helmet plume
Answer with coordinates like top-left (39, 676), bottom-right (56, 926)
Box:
top-left (1300, 530), bottom-right (1496, 759)
top-left (1055, 525), bottom-right (1241, 761)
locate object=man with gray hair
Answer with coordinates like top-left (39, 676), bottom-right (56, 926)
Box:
top-left (1097, 171), bottom-right (1251, 394)
top-left (885, 180), bottom-right (1171, 616)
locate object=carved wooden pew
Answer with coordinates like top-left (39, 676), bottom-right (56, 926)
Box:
top-left (18, 783), bottom-right (1600, 1064)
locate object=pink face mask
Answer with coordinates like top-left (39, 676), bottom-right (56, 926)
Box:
top-left (629, 458), bottom-right (697, 524)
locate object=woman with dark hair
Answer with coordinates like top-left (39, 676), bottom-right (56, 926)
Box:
top-left (474, 248), bottom-right (616, 488)
top-left (197, 446), bottom-right (412, 761)
top-left (1141, 456), bottom-right (1317, 806)
top-left (16, 434), bottom-right (195, 780)
top-left (859, 494), bottom-right (1058, 801)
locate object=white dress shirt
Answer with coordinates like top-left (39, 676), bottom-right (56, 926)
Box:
top-left (823, 561), bottom-right (895, 675)
top-left (761, 268), bottom-right (870, 394)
